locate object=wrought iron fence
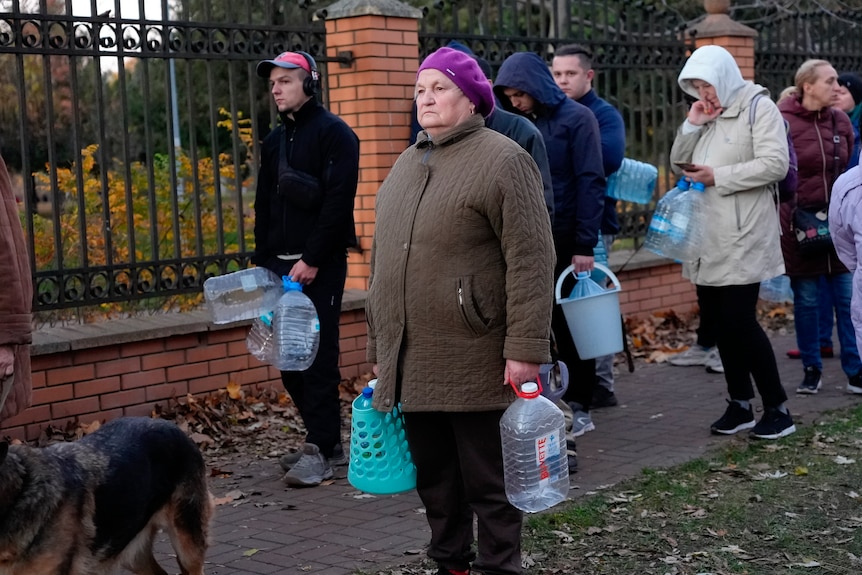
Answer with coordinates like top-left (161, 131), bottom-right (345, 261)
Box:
top-left (417, 0), bottom-right (695, 245)
top-left (754, 10), bottom-right (862, 97)
top-left (0, 0), bottom-right (329, 317)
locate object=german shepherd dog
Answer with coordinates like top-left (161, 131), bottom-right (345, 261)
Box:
top-left (0, 417), bottom-right (213, 575)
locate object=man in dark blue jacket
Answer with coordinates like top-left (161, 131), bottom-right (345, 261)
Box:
top-left (494, 52), bottom-right (605, 472)
top-left (409, 42), bottom-right (555, 221)
top-left (253, 51), bottom-right (360, 487)
top-left (553, 44), bottom-right (626, 414)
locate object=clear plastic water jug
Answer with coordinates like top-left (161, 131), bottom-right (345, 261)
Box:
top-left (644, 180), bottom-right (705, 262)
top-left (348, 381), bottom-right (417, 495)
top-left (760, 275), bottom-right (793, 303)
top-left (204, 267), bottom-right (283, 324)
top-left (246, 312), bottom-right (274, 363)
top-left (606, 158), bottom-right (659, 204)
top-left (593, 232), bottom-right (608, 267)
top-left (272, 277), bottom-right (320, 371)
top-left (500, 381), bottom-right (569, 513)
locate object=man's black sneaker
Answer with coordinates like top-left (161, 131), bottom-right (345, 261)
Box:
top-left (566, 437), bottom-right (578, 474)
top-left (710, 400), bottom-right (755, 435)
top-left (750, 407), bottom-right (796, 439)
top-left (848, 371), bottom-right (862, 394)
top-left (592, 385), bottom-right (619, 408)
top-left (796, 366), bottom-right (822, 394)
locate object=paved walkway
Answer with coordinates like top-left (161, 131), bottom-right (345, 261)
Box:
top-left (171, 333), bottom-right (861, 575)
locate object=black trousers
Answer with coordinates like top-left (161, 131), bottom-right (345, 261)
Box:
top-left (695, 284), bottom-right (718, 349)
top-left (698, 283), bottom-right (788, 407)
top-left (272, 258), bottom-right (346, 459)
top-left (552, 257), bottom-right (597, 411)
top-left (404, 411), bottom-right (523, 575)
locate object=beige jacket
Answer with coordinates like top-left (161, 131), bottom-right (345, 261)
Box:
top-left (0, 153), bottom-right (33, 423)
top-left (670, 80), bottom-right (788, 286)
top-left (367, 115), bottom-right (555, 413)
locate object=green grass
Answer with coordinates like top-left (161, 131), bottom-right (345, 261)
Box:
top-left (359, 404), bottom-right (862, 575)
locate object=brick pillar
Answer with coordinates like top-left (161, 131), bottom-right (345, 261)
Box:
top-left (321, 0), bottom-right (423, 290)
top-left (687, 0), bottom-right (758, 80)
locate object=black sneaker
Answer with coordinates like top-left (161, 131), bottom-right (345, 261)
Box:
top-left (566, 437), bottom-right (578, 474)
top-left (796, 366), bottom-right (822, 394)
top-left (848, 371), bottom-right (862, 394)
top-left (710, 400), bottom-right (755, 435)
top-left (750, 407), bottom-right (796, 439)
top-left (592, 385), bottom-right (619, 408)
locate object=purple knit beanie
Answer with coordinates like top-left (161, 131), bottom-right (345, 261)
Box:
top-left (417, 47), bottom-right (495, 118)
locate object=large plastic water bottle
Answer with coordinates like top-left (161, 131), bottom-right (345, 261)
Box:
top-left (645, 180), bottom-right (705, 261)
top-left (246, 312), bottom-right (274, 363)
top-left (500, 381), bottom-right (569, 513)
top-left (571, 270), bottom-right (606, 299)
top-left (272, 277), bottom-right (320, 371)
top-left (760, 275), bottom-right (793, 303)
top-left (644, 179), bottom-right (688, 258)
top-left (593, 232), bottom-right (608, 267)
top-left (204, 267), bottom-right (283, 324)
top-left (666, 181), bottom-right (705, 261)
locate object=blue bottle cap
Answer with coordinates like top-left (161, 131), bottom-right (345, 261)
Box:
top-left (691, 182), bottom-right (706, 192)
top-left (676, 178), bottom-right (690, 190)
top-left (361, 386), bottom-right (374, 398)
top-left (282, 275), bottom-right (303, 292)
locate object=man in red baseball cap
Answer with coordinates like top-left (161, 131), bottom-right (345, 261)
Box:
top-left (252, 51), bottom-right (360, 487)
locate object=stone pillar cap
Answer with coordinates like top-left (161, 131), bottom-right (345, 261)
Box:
top-left (318, 0), bottom-right (423, 20)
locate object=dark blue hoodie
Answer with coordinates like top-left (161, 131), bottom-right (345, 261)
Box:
top-left (494, 52), bottom-right (605, 258)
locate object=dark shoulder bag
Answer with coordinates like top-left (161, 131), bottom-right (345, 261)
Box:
top-left (792, 110), bottom-right (840, 257)
top-left (278, 135), bottom-right (324, 211)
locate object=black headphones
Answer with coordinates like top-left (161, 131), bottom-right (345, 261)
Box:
top-left (296, 51), bottom-right (320, 97)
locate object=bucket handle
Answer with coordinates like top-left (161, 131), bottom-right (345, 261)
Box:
top-left (555, 262), bottom-right (621, 303)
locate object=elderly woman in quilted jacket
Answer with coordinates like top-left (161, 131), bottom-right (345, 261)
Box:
top-left (778, 59), bottom-right (859, 397)
top-left (670, 45), bottom-right (793, 441)
top-left (0, 151), bottom-right (33, 424)
top-left (366, 47), bottom-right (555, 575)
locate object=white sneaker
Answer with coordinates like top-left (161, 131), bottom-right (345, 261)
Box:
top-left (570, 408), bottom-right (595, 437)
top-left (705, 348), bottom-right (725, 374)
top-left (668, 345), bottom-right (712, 367)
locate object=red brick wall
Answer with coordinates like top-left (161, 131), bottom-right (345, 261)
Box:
top-left (2, 309), bottom-right (372, 442)
top-left (617, 262), bottom-right (698, 317)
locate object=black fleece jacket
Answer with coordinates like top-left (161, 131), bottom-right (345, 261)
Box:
top-left (253, 98), bottom-right (359, 269)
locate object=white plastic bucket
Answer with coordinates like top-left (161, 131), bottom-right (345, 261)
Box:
top-left (554, 263), bottom-right (623, 360)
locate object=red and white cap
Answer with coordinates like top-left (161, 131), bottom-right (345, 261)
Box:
top-left (256, 52), bottom-right (313, 78)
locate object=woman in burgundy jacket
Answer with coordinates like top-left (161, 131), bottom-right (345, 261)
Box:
top-left (778, 59), bottom-right (858, 396)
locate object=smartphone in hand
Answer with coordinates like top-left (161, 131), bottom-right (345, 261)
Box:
top-left (674, 162), bottom-right (695, 171)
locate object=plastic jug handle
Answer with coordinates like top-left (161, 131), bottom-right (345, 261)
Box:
top-left (507, 378), bottom-right (543, 398)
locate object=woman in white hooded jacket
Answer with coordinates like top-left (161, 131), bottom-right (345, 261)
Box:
top-left (670, 45), bottom-right (794, 440)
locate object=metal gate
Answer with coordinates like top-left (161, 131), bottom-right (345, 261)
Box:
top-left (417, 0), bottom-right (695, 244)
top-left (755, 10), bottom-right (862, 96)
top-left (0, 0), bottom-right (327, 317)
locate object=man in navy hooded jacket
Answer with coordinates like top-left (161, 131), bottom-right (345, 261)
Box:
top-left (494, 52), bottom-right (605, 469)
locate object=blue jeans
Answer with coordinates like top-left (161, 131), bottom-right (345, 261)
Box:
top-left (791, 274), bottom-right (861, 377)
top-left (817, 276), bottom-right (835, 348)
